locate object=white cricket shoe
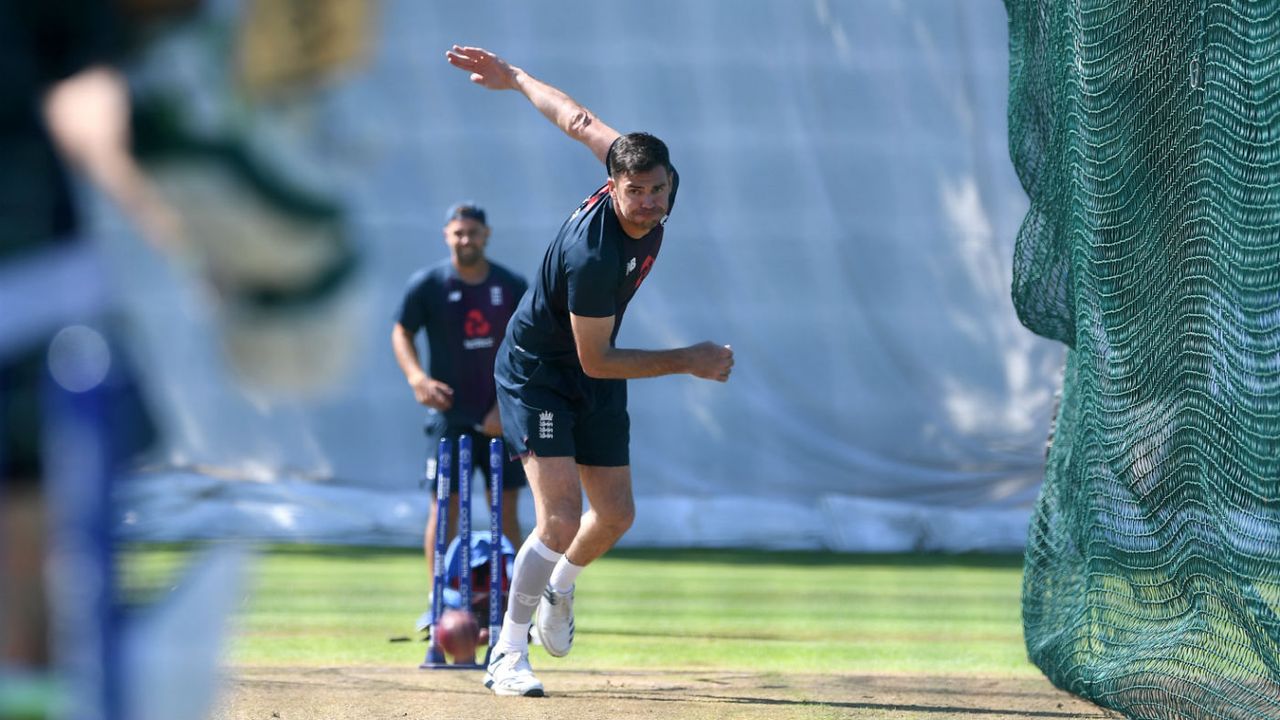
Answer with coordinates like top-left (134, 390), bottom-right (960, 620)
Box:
top-left (536, 586), bottom-right (575, 658)
top-left (483, 650), bottom-right (545, 697)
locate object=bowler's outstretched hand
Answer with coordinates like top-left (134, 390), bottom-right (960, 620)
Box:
top-left (446, 46), bottom-right (517, 91)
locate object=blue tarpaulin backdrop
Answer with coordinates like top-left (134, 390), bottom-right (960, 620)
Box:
top-left (102, 0), bottom-right (1060, 550)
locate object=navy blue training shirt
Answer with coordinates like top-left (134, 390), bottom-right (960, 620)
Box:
top-left (397, 260), bottom-right (528, 426)
top-left (506, 170), bottom-right (679, 367)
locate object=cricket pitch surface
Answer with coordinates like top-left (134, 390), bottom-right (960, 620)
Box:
top-left (211, 666), bottom-right (1122, 720)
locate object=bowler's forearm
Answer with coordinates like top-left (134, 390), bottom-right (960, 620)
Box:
top-left (581, 346), bottom-right (692, 380)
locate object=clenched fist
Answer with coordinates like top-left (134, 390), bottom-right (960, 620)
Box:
top-left (687, 342), bottom-right (734, 382)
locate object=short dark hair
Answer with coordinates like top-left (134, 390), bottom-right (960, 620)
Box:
top-left (606, 132), bottom-right (672, 178)
top-left (444, 202), bottom-right (487, 226)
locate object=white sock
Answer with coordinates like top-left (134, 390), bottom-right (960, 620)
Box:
top-left (494, 619), bottom-right (532, 655)
top-left (549, 556), bottom-right (584, 593)
top-left (506, 535), bottom-right (562, 625)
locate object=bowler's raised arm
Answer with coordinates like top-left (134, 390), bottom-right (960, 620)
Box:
top-left (445, 45), bottom-right (620, 165)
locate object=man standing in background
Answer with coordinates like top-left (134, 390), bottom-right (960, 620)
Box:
top-left (392, 203), bottom-right (528, 631)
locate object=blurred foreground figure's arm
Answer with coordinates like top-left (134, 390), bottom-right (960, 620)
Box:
top-left (43, 65), bottom-right (181, 249)
top-left (445, 45), bottom-right (620, 164)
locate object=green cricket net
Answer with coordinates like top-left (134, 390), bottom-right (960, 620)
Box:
top-left (1005, 1), bottom-right (1280, 718)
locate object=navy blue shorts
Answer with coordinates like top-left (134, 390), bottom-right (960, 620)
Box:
top-left (424, 418), bottom-right (528, 492)
top-left (1, 328), bottom-right (155, 489)
top-left (494, 344), bottom-right (630, 467)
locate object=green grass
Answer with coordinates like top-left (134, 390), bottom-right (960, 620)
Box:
top-left (119, 544), bottom-right (1038, 676)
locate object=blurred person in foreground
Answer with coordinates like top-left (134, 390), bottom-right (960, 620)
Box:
top-left (391, 202), bottom-right (527, 632)
top-left (445, 45), bottom-right (734, 697)
top-left (0, 1), bottom-right (171, 717)
top-left (4, 0), bottom-right (374, 716)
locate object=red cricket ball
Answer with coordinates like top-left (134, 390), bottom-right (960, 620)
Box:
top-left (436, 609), bottom-right (479, 662)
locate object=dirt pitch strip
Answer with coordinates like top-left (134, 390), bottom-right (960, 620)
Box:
top-left (211, 666), bottom-right (1122, 720)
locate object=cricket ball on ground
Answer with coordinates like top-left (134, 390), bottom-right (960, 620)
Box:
top-left (436, 609), bottom-right (479, 662)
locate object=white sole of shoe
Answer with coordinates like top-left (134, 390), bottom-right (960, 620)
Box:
top-left (484, 676), bottom-right (545, 697)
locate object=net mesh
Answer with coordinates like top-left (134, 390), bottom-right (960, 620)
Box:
top-left (1006, 0), bottom-right (1280, 717)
